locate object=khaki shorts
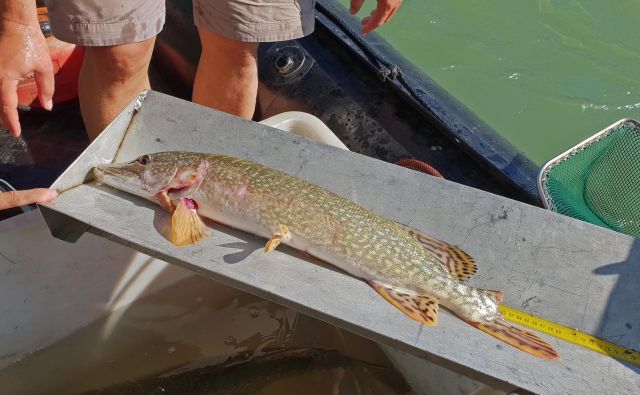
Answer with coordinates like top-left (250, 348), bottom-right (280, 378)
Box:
top-left (45, 0), bottom-right (316, 46)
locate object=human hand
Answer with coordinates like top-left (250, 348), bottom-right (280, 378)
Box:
top-left (0, 9), bottom-right (54, 137)
top-left (350, 0), bottom-right (403, 35)
top-left (0, 188), bottom-right (57, 210)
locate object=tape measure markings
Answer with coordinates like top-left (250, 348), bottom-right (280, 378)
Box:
top-left (499, 305), bottom-right (639, 366)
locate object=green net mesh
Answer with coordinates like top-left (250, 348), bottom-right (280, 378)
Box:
top-left (542, 121), bottom-right (640, 237)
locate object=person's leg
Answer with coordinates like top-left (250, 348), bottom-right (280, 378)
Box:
top-left (192, 0), bottom-right (316, 120)
top-left (193, 29), bottom-right (258, 120)
top-left (79, 39), bottom-right (155, 140)
top-left (45, 0), bottom-right (165, 140)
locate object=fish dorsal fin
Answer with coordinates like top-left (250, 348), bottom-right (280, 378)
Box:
top-left (467, 318), bottom-right (559, 360)
top-left (370, 281), bottom-right (439, 326)
top-left (398, 224), bottom-right (477, 281)
top-left (171, 197), bottom-right (207, 246)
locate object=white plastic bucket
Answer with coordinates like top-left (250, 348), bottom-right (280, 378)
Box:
top-left (260, 111), bottom-right (349, 151)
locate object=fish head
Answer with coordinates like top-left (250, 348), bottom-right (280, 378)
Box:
top-left (93, 152), bottom-right (208, 203)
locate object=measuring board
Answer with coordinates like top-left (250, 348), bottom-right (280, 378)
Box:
top-left (40, 91), bottom-right (640, 394)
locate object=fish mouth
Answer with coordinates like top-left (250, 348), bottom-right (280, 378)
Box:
top-left (93, 165), bottom-right (155, 200)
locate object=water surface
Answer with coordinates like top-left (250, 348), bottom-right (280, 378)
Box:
top-left (339, 0), bottom-right (640, 164)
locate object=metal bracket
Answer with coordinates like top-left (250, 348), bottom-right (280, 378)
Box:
top-left (133, 90), bottom-right (150, 112)
top-left (39, 208), bottom-right (90, 243)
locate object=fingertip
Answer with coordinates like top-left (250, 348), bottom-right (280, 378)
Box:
top-left (2, 117), bottom-right (20, 138)
top-left (350, 0), bottom-right (365, 16)
top-left (35, 68), bottom-right (56, 111)
top-left (1, 80), bottom-right (21, 137)
top-left (10, 120), bottom-right (21, 138)
top-left (45, 189), bottom-right (58, 200)
top-left (361, 16), bottom-right (371, 30)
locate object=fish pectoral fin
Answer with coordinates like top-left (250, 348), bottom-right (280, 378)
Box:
top-left (398, 223), bottom-right (477, 281)
top-left (467, 318), bottom-right (559, 360)
top-left (370, 281), bottom-right (439, 326)
top-left (264, 235), bottom-right (281, 253)
top-left (264, 224), bottom-right (290, 254)
top-left (171, 198), bottom-right (207, 247)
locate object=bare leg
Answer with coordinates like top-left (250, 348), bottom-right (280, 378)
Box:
top-left (78, 37), bottom-right (156, 140)
top-left (193, 28), bottom-right (258, 119)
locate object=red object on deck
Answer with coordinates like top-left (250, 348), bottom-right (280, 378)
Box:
top-left (16, 7), bottom-right (85, 108)
top-left (395, 159), bottom-right (445, 179)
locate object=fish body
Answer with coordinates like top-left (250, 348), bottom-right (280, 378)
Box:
top-left (94, 151), bottom-right (558, 360)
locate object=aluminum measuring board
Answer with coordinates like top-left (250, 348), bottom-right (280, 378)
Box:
top-left (40, 91), bottom-right (640, 394)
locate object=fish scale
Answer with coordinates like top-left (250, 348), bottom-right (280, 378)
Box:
top-left (94, 151), bottom-right (559, 360)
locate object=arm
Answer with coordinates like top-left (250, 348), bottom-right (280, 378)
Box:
top-left (0, 0), bottom-right (54, 137)
top-left (350, 0), bottom-right (404, 35)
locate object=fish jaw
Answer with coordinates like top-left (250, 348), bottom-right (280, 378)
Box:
top-left (93, 164), bottom-right (159, 202)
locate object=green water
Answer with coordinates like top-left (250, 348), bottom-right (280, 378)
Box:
top-left (338, 0), bottom-right (640, 165)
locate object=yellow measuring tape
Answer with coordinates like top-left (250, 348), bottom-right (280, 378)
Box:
top-left (499, 305), bottom-right (640, 366)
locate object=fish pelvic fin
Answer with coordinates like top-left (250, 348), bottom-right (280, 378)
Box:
top-left (467, 318), bottom-right (559, 360)
top-left (398, 224), bottom-right (477, 281)
top-left (370, 281), bottom-right (439, 326)
top-left (171, 197), bottom-right (207, 247)
top-left (264, 224), bottom-right (290, 254)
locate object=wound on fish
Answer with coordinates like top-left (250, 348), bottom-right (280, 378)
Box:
top-left (183, 197), bottom-right (198, 210)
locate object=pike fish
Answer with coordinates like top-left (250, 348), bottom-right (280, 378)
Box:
top-left (94, 151), bottom-right (559, 360)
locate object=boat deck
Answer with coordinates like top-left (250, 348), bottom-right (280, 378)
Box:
top-left (40, 91), bottom-right (640, 394)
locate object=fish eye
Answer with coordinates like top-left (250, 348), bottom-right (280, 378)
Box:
top-left (138, 155), bottom-right (151, 165)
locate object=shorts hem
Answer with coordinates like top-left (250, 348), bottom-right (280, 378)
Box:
top-left (194, 12), bottom-right (315, 43)
top-left (49, 9), bottom-right (165, 47)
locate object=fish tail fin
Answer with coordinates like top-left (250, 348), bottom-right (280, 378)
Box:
top-left (468, 288), bottom-right (558, 360)
top-left (467, 318), bottom-right (559, 360)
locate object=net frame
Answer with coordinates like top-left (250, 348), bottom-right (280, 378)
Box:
top-left (538, 118), bottom-right (640, 224)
